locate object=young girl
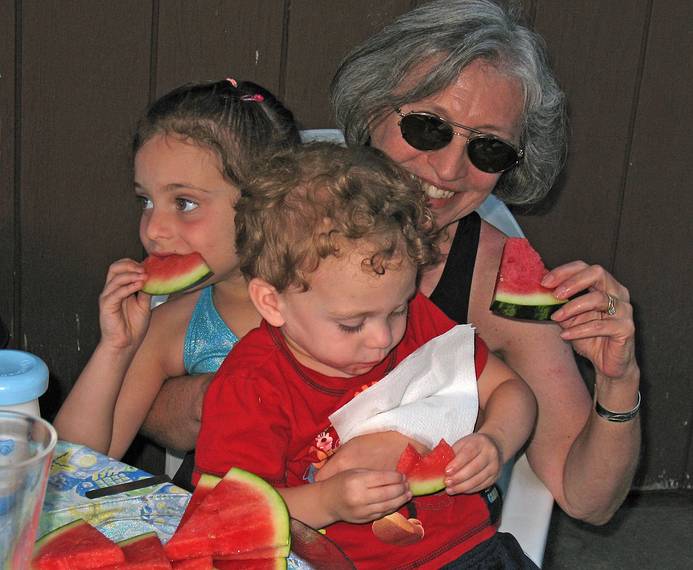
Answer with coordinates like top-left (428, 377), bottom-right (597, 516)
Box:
top-left (54, 79), bottom-right (300, 460)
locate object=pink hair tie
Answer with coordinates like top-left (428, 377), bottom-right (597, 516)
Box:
top-left (240, 93), bottom-right (265, 103)
top-left (226, 77), bottom-right (238, 87)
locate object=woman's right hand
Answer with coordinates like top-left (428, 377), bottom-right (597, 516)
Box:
top-left (98, 258), bottom-right (151, 350)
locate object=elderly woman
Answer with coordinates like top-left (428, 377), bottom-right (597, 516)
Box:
top-left (322, 0), bottom-right (640, 525)
top-left (143, 0), bottom-right (640, 526)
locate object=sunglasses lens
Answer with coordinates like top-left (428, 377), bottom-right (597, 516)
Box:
top-left (467, 137), bottom-right (519, 173)
top-left (399, 114), bottom-right (453, 151)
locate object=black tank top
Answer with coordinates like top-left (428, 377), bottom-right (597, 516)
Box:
top-left (429, 212), bottom-right (481, 324)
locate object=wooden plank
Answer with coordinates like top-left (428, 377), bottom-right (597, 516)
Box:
top-left (0, 0), bottom-right (16, 348)
top-left (283, 0), bottom-right (415, 128)
top-left (516, 1), bottom-right (651, 269)
top-left (156, 0), bottom-right (286, 98)
top-left (615, 0), bottom-right (693, 489)
top-left (20, 1), bottom-right (152, 420)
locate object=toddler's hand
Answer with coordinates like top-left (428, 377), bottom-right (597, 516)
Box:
top-left (444, 433), bottom-right (502, 495)
top-left (320, 468), bottom-right (411, 524)
top-left (315, 432), bottom-right (428, 482)
top-left (98, 258), bottom-right (151, 350)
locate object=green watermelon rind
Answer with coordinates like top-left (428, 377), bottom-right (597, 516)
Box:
top-left (490, 298), bottom-right (565, 321)
top-left (409, 478), bottom-right (446, 497)
top-left (142, 264), bottom-right (213, 295)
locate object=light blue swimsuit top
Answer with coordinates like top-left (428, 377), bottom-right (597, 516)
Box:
top-left (183, 286), bottom-right (239, 374)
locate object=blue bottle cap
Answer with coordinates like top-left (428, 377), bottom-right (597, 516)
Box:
top-left (0, 350), bottom-right (49, 405)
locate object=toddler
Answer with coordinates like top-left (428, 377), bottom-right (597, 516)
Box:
top-left (195, 143), bottom-right (539, 569)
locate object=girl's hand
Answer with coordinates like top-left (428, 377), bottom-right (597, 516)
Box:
top-left (320, 469), bottom-right (411, 524)
top-left (315, 432), bottom-right (428, 482)
top-left (98, 258), bottom-right (151, 351)
top-left (444, 433), bottom-right (502, 495)
top-left (543, 261), bottom-right (637, 379)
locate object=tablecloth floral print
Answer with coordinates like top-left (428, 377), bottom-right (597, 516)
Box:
top-left (38, 441), bottom-right (189, 543)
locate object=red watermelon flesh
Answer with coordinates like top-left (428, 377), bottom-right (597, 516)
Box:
top-left (214, 558), bottom-right (287, 570)
top-left (395, 444), bottom-right (422, 474)
top-left (490, 238), bottom-right (566, 321)
top-left (397, 439), bottom-right (455, 496)
top-left (164, 467), bottom-right (290, 561)
top-left (100, 532), bottom-right (171, 569)
top-left (216, 546), bottom-right (290, 561)
top-left (32, 519), bottom-right (125, 569)
top-left (142, 252), bottom-right (212, 295)
top-left (178, 473), bottom-right (221, 528)
top-left (172, 557), bottom-right (213, 570)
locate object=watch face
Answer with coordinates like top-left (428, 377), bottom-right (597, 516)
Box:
top-left (289, 518), bottom-right (354, 570)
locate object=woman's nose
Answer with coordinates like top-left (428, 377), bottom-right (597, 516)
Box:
top-left (425, 136), bottom-right (471, 182)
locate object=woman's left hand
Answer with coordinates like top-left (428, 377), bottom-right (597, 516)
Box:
top-left (543, 261), bottom-right (637, 379)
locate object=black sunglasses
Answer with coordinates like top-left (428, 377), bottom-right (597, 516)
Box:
top-left (395, 108), bottom-right (523, 173)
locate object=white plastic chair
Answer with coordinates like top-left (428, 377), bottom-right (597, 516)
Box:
top-left (302, 129), bottom-right (553, 567)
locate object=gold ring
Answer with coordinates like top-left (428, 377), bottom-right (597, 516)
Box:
top-left (606, 293), bottom-right (617, 316)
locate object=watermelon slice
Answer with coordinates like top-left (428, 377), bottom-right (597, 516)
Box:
top-left (396, 439), bottom-right (455, 496)
top-left (32, 519), bottom-right (125, 569)
top-left (164, 467), bottom-right (290, 562)
top-left (101, 532), bottom-right (171, 569)
top-left (178, 473), bottom-right (221, 528)
top-left (490, 238), bottom-right (567, 321)
top-left (142, 252), bottom-right (212, 295)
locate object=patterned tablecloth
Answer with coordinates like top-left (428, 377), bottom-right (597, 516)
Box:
top-left (39, 440), bottom-right (190, 543)
top-left (37, 441), bottom-right (344, 569)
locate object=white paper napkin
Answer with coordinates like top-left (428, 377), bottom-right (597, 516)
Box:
top-left (329, 324), bottom-right (479, 449)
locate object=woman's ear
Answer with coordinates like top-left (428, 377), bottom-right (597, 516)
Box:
top-left (248, 278), bottom-right (285, 327)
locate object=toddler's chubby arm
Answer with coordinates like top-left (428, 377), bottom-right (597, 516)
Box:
top-left (278, 469), bottom-right (411, 529)
top-left (54, 259), bottom-right (151, 450)
top-left (444, 353), bottom-right (537, 495)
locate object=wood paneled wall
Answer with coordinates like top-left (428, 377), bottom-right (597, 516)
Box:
top-left (1, 0), bottom-right (690, 489)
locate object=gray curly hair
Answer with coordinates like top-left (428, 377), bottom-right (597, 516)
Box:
top-left (331, 0), bottom-right (567, 205)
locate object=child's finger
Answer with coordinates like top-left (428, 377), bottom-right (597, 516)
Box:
top-left (105, 258), bottom-right (145, 281)
top-left (99, 277), bottom-right (144, 306)
top-left (446, 461), bottom-right (495, 492)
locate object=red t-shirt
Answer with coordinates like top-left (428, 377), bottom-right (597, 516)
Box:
top-left (196, 293), bottom-right (494, 569)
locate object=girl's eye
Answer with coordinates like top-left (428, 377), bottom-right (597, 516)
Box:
top-left (339, 322), bottom-right (365, 334)
top-left (175, 198), bottom-right (199, 212)
top-left (136, 195), bottom-right (153, 210)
